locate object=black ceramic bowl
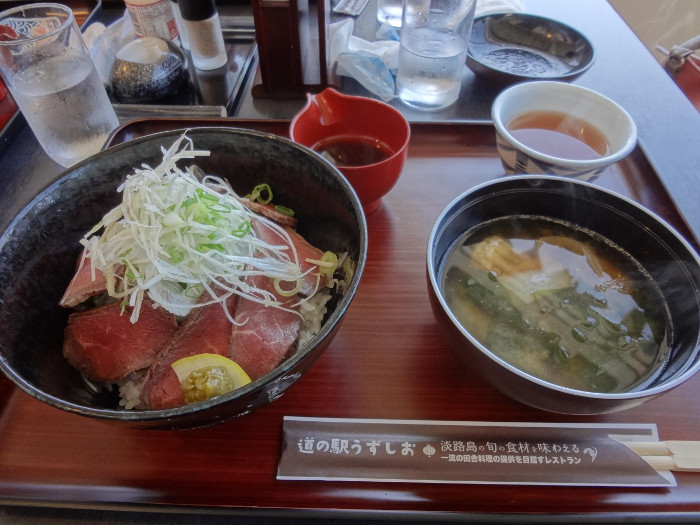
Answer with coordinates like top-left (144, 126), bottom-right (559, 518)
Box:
top-left (467, 13), bottom-right (594, 84)
top-left (427, 176), bottom-right (700, 415)
top-left (0, 128), bottom-right (367, 429)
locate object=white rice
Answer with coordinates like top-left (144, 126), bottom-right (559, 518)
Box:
top-left (298, 287), bottom-right (333, 347)
top-left (118, 371), bottom-right (147, 410)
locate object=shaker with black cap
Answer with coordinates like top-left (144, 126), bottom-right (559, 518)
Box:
top-left (178, 0), bottom-right (228, 70)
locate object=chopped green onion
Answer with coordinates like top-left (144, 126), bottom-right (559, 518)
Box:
top-left (249, 183), bottom-right (273, 204)
top-left (187, 202), bottom-right (209, 223)
top-left (166, 245), bottom-right (185, 263)
top-left (213, 217), bottom-right (232, 229)
top-left (319, 251), bottom-right (339, 276)
top-left (196, 243), bottom-right (225, 253)
top-left (273, 277), bottom-right (303, 297)
top-left (274, 205), bottom-right (295, 217)
top-left (184, 284), bottom-right (205, 299)
top-left (231, 220), bottom-right (251, 238)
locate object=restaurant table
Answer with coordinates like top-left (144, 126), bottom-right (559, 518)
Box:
top-left (1, 1), bottom-right (700, 524)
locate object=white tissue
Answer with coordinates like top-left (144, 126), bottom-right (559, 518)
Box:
top-left (329, 19), bottom-right (400, 71)
top-left (328, 19), bottom-right (399, 100)
top-left (337, 51), bottom-right (396, 101)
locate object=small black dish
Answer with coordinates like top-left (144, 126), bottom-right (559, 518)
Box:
top-left (467, 13), bottom-right (594, 84)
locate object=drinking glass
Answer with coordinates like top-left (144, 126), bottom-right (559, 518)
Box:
top-left (0, 3), bottom-right (119, 167)
top-left (376, 0), bottom-right (403, 28)
top-left (396, 0), bottom-right (476, 110)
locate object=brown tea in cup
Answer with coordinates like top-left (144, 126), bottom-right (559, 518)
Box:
top-left (507, 110), bottom-right (609, 161)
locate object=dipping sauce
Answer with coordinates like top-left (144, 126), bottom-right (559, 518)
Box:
top-left (507, 110), bottom-right (609, 160)
top-left (313, 135), bottom-right (394, 167)
top-left (441, 215), bottom-right (670, 394)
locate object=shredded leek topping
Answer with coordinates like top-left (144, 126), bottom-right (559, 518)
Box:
top-left (80, 134), bottom-right (309, 324)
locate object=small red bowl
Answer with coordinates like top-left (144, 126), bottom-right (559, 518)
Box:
top-left (290, 88), bottom-right (410, 215)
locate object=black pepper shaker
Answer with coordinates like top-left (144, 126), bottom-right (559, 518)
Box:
top-left (178, 0), bottom-right (227, 70)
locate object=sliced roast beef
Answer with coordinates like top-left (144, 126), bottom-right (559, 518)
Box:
top-left (63, 298), bottom-right (178, 382)
top-left (140, 296), bottom-right (235, 410)
top-left (252, 218), bottom-right (330, 296)
top-left (59, 252), bottom-right (108, 308)
top-left (229, 274), bottom-right (300, 381)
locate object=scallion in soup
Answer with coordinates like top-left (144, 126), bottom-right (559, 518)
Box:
top-left (441, 216), bottom-right (671, 393)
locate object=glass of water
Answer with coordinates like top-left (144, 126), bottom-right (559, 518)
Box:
top-left (0, 3), bottom-right (118, 168)
top-left (396, 0), bottom-right (476, 110)
top-left (376, 0), bottom-right (403, 28)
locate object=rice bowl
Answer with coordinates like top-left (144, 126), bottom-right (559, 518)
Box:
top-left (0, 127), bottom-right (367, 429)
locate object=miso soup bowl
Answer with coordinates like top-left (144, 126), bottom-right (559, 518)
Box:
top-left (427, 176), bottom-right (700, 415)
top-left (491, 81), bottom-right (637, 182)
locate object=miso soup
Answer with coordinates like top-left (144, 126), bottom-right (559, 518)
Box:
top-left (441, 216), bottom-right (671, 393)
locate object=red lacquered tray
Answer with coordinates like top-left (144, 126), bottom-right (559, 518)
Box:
top-left (0, 119), bottom-right (698, 520)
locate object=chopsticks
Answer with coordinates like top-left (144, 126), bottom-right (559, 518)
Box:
top-left (620, 441), bottom-right (700, 472)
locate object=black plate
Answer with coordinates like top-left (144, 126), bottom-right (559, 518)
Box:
top-left (467, 13), bottom-right (595, 84)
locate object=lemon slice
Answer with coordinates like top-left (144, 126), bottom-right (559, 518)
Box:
top-left (171, 353), bottom-right (252, 404)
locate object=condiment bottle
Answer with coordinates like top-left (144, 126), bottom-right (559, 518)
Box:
top-left (178, 0), bottom-right (227, 70)
top-left (124, 0), bottom-right (179, 41)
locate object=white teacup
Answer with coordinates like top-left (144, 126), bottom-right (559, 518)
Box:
top-left (491, 81), bottom-right (637, 182)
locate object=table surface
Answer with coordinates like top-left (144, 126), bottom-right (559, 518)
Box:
top-left (1, 1), bottom-right (700, 524)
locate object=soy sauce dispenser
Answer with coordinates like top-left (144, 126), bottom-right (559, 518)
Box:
top-left (178, 0), bottom-right (228, 70)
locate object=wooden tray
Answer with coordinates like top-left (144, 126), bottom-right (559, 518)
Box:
top-left (1, 119), bottom-right (699, 520)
